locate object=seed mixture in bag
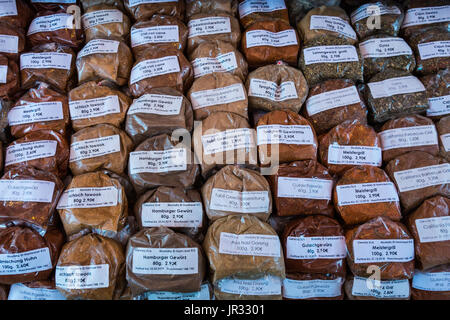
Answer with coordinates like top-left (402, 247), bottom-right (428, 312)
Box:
top-left (239, 0), bottom-right (289, 29)
top-left (186, 0), bottom-right (237, 18)
top-left (411, 264), bottom-right (450, 300)
top-left (344, 275), bottom-right (411, 300)
top-left (420, 68), bottom-right (450, 119)
top-left (0, 0), bottom-right (33, 29)
top-left (82, 4), bottom-right (131, 42)
top-left (437, 116), bottom-right (450, 162)
top-left (0, 54), bottom-right (19, 100)
top-left (124, 0), bottom-right (184, 21)
top-left (283, 273), bottom-right (344, 300)
top-left (0, 21), bottom-right (26, 61)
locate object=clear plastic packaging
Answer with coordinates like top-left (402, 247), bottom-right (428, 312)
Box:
top-left (411, 264), bottom-right (450, 300)
top-left (124, 0), bottom-right (184, 21)
top-left (0, 54), bottom-right (19, 100)
top-left (344, 275), bottom-right (411, 300)
top-left (0, 21), bottom-right (26, 61)
top-left (0, 0), bottom-right (33, 29)
top-left (239, 0), bottom-right (289, 29)
top-left (82, 5), bottom-right (131, 42)
top-left (186, 0), bottom-right (237, 18)
top-left (437, 116), bottom-right (450, 161)
top-left (420, 68), bottom-right (450, 119)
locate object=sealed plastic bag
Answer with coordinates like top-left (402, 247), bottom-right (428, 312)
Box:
top-left (421, 68), bottom-right (450, 119)
top-left (82, 5), bottom-right (131, 42)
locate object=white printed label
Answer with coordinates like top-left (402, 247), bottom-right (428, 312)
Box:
top-left (210, 189), bottom-right (269, 214)
top-left (353, 239), bottom-right (414, 263)
top-left (249, 79), bottom-right (298, 102)
top-left (418, 41), bottom-right (450, 60)
top-left (56, 187), bottom-right (118, 209)
top-left (20, 52), bottom-right (72, 70)
top-left (8, 283), bottom-right (66, 300)
top-left (219, 232), bottom-right (279, 257)
top-left (28, 13), bottom-right (74, 35)
top-left (201, 128), bottom-right (255, 155)
top-left (0, 0), bottom-right (18, 17)
top-left (127, 94), bottom-right (183, 115)
top-left (130, 55), bottom-right (180, 85)
top-left (132, 248), bottom-right (198, 275)
top-left (379, 125), bottom-right (438, 151)
top-left (0, 34), bottom-right (19, 54)
top-left (393, 163), bottom-right (450, 192)
top-left (56, 264), bottom-right (109, 289)
top-left (441, 133), bottom-right (450, 152)
top-left (5, 140), bottom-right (57, 166)
top-left (8, 101), bottom-right (64, 126)
top-left (32, 0), bottom-right (76, 3)
top-left (0, 65), bottom-right (7, 84)
top-left (303, 45), bottom-right (359, 65)
top-left (131, 25), bottom-right (179, 47)
top-left (327, 145), bottom-right (382, 166)
top-left (306, 86), bottom-right (361, 116)
top-left (218, 276), bottom-right (282, 296)
top-left (82, 9), bottom-right (123, 29)
top-left (0, 180), bottom-right (54, 203)
top-left (415, 216), bottom-right (450, 243)
top-left (69, 135), bottom-right (121, 162)
top-left (78, 39), bottom-right (119, 59)
top-left (352, 277), bottom-right (410, 298)
top-left (128, 0), bottom-right (177, 6)
top-left (141, 202), bottom-right (203, 228)
top-left (69, 95), bottom-right (120, 120)
top-left (359, 37), bottom-right (412, 58)
top-left (192, 52), bottom-right (238, 78)
top-left (239, 0), bottom-right (286, 18)
top-left (336, 182), bottom-right (399, 206)
top-left (245, 29), bottom-right (298, 48)
top-left (286, 236), bottom-right (346, 259)
top-left (402, 5), bottom-right (450, 28)
top-left (190, 83), bottom-right (246, 110)
top-left (427, 95), bottom-right (450, 117)
top-left (188, 17), bottom-right (231, 38)
top-left (351, 3), bottom-right (401, 23)
top-left (277, 177), bottom-right (332, 200)
top-left (412, 271), bottom-right (450, 291)
top-left (129, 149), bottom-right (187, 174)
top-left (257, 125), bottom-right (314, 145)
top-left (0, 248), bottom-right (52, 275)
top-left (310, 15), bottom-right (356, 39)
top-left (139, 283), bottom-right (210, 300)
top-left (283, 278), bottom-right (342, 299)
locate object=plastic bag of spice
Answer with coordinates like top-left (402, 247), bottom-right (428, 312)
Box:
top-left (131, 282), bottom-right (213, 300)
top-left (303, 79), bottom-right (367, 135)
top-left (246, 63), bottom-right (308, 113)
top-left (134, 186), bottom-right (205, 242)
top-left (0, 0), bottom-right (33, 30)
top-left (30, 0), bottom-right (79, 11)
top-left (81, 0), bottom-right (125, 11)
top-left (365, 68), bottom-right (429, 123)
top-left (124, 0), bottom-right (184, 21)
top-left (283, 273), bottom-right (344, 300)
top-left (385, 151), bottom-right (449, 212)
top-left (55, 233), bottom-right (125, 300)
top-left (20, 43), bottom-right (76, 92)
top-left (238, 0), bottom-right (290, 29)
top-left (350, 1), bottom-right (404, 39)
top-left (437, 116), bottom-right (450, 162)
top-left (0, 99), bottom-right (11, 143)
top-left (5, 130), bottom-right (69, 178)
top-left (0, 22), bottom-right (26, 61)
top-left (344, 275), bottom-right (411, 300)
top-left (8, 83), bottom-right (70, 139)
top-left (346, 216), bottom-right (415, 280)
top-left (56, 171), bottom-right (128, 240)
top-left (186, 0), bottom-right (238, 18)
top-left (0, 166), bottom-right (64, 236)
top-left (334, 166), bottom-right (401, 226)
top-left (256, 110), bottom-right (318, 166)
top-left (125, 227), bottom-right (206, 296)
top-left (0, 54), bottom-right (19, 100)
top-left (69, 124), bottom-right (133, 176)
top-left (129, 47), bottom-right (193, 98)
top-left (420, 68), bottom-right (450, 119)
top-left (68, 81), bottom-right (132, 131)
top-left (378, 115), bottom-right (439, 163)
top-left (0, 226), bottom-right (64, 285)
top-left (318, 119), bottom-right (381, 176)
top-left (7, 280), bottom-right (66, 300)
top-left (101, 169), bottom-right (136, 211)
top-left (82, 5), bottom-right (131, 43)
top-left (201, 165), bottom-right (272, 222)
top-left (131, 16), bottom-right (188, 60)
top-left (411, 264), bottom-right (450, 300)
top-left (0, 285), bottom-right (7, 300)
top-left (241, 19), bottom-right (299, 68)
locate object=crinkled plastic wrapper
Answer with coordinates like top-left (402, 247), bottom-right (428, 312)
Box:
top-left (69, 81), bottom-right (132, 131)
top-left (257, 110), bottom-right (317, 166)
top-left (201, 165), bottom-right (272, 222)
top-left (346, 217), bottom-right (415, 280)
top-left (286, 0), bottom-right (341, 26)
top-left (344, 275), bottom-right (411, 300)
top-left (334, 166), bottom-right (401, 225)
top-left (0, 99), bottom-right (11, 143)
top-left (130, 281), bottom-right (213, 300)
top-left (124, 0), bottom-right (184, 21)
top-left (81, 0), bottom-right (125, 11)
top-left (379, 115), bottom-right (439, 162)
top-left (57, 171), bottom-right (128, 240)
top-left (7, 279), bottom-right (65, 300)
top-left (77, 39), bottom-right (132, 87)
top-left (239, 0), bottom-right (289, 29)
top-left (5, 129), bottom-right (69, 178)
top-left (0, 54), bottom-right (19, 100)
top-left (203, 215), bottom-right (285, 299)
top-left (213, 274), bottom-right (282, 300)
top-left (0, 22), bottom-right (26, 61)
top-left (246, 64), bottom-right (308, 113)
top-left (318, 119), bottom-right (380, 176)
top-left (134, 186), bottom-right (205, 242)
top-left (0, 226), bottom-right (64, 285)
top-left (83, 5), bottom-right (131, 42)
top-left (193, 112), bottom-right (257, 177)
top-left (129, 133), bottom-right (199, 194)
top-left (420, 68), bottom-right (449, 120)
top-left (188, 72), bottom-right (248, 121)
top-left (189, 40), bottom-right (248, 81)
top-left (186, 0), bottom-right (237, 18)
top-left (125, 87), bottom-right (193, 146)
top-left (385, 151), bottom-right (450, 212)
top-left (407, 196), bottom-right (450, 271)
top-left (101, 169), bottom-right (136, 211)
top-left (282, 215), bottom-right (346, 275)
top-left (9, 83), bottom-right (71, 138)
top-left (20, 43), bottom-right (76, 92)
top-left (242, 19), bottom-right (299, 68)
top-left (411, 264), bottom-right (450, 300)
top-left (125, 227), bottom-right (206, 297)
top-left (31, 0), bottom-right (79, 11)
top-left (268, 160), bottom-right (334, 217)
top-left (129, 48), bottom-right (193, 97)
top-left (283, 273), bottom-right (344, 300)
top-left (131, 16), bottom-right (188, 59)
top-left (303, 79), bottom-right (367, 135)
top-left (437, 116), bottom-right (450, 161)
top-left (69, 124), bottom-right (133, 176)
top-left (0, 0), bottom-right (33, 29)
top-left (56, 233), bottom-right (125, 300)
top-left (0, 166), bottom-right (63, 236)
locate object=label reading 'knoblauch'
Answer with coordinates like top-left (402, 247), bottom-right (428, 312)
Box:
top-left (277, 177), bottom-right (333, 200)
top-left (132, 248), bottom-right (198, 275)
top-left (56, 264), bottom-right (109, 289)
top-left (56, 186), bottom-right (118, 209)
top-left (282, 278), bottom-right (343, 299)
top-left (141, 202), bottom-right (203, 228)
top-left (0, 248), bottom-right (52, 275)
top-left (286, 236), bottom-right (346, 259)
top-left (8, 101), bottom-right (64, 126)
top-left (353, 239), bottom-right (414, 263)
top-left (210, 189), bottom-right (269, 214)
top-left (128, 149), bottom-right (187, 174)
top-left (5, 140), bottom-right (57, 166)
top-left (69, 135), bottom-right (121, 162)
top-left (127, 93), bottom-right (183, 115)
top-left (327, 145), bottom-right (382, 166)
top-left (336, 182), bottom-right (399, 206)
top-left (219, 232), bottom-right (280, 257)
top-left (393, 163), bottom-right (450, 192)
top-left (69, 95), bottom-right (120, 120)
